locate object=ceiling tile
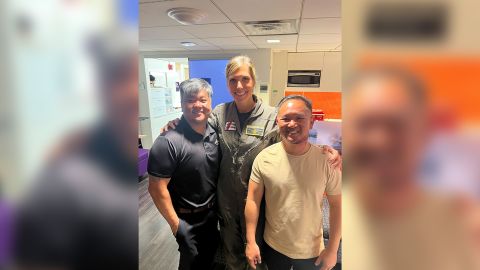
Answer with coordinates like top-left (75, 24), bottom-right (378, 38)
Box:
top-left (140, 47), bottom-right (187, 52)
top-left (139, 0), bottom-right (342, 52)
top-left (140, 26), bottom-right (196, 41)
top-left (181, 23), bottom-right (244, 38)
top-left (302, 0), bottom-right (341, 18)
top-left (249, 35), bottom-right (298, 48)
top-left (140, 0), bottom-right (230, 27)
top-left (259, 44), bottom-right (297, 50)
top-left (139, 0), bottom-right (171, 3)
top-left (185, 45), bottom-right (222, 51)
top-left (218, 44), bottom-right (257, 50)
top-left (298, 34), bottom-right (341, 43)
top-left (204, 36), bottom-right (253, 46)
top-left (300, 18), bottom-right (341, 34)
top-left (297, 43), bottom-right (339, 51)
top-left (159, 38), bottom-right (213, 47)
top-left (139, 42), bottom-right (188, 52)
top-left (212, 0), bottom-right (302, 22)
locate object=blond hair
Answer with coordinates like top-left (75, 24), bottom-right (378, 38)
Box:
top-left (225, 55), bottom-right (257, 85)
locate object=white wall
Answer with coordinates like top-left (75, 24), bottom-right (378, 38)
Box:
top-left (139, 57), bottom-right (185, 149)
top-left (270, 50), bottom-right (289, 106)
top-left (139, 57), bottom-right (150, 118)
top-left (140, 49), bottom-right (272, 104)
top-left (140, 111), bottom-right (183, 149)
top-left (321, 51), bottom-right (342, 92)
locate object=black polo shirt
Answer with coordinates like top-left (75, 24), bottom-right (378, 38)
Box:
top-left (147, 116), bottom-right (219, 209)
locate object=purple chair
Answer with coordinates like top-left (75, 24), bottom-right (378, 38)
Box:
top-left (138, 148), bottom-right (149, 179)
top-left (0, 201), bottom-right (12, 267)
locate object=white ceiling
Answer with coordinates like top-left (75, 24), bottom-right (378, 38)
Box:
top-left (139, 0), bottom-right (341, 52)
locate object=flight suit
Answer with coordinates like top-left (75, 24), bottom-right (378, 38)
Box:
top-left (210, 95), bottom-right (280, 270)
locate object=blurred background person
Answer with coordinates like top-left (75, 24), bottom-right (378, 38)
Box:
top-left (0, 0), bottom-right (138, 269)
top-left (342, 0), bottom-right (480, 268)
top-left (13, 30), bottom-right (138, 270)
top-left (0, 188), bottom-right (13, 269)
top-left (342, 66), bottom-right (480, 270)
top-left (1, 0), bottom-right (139, 269)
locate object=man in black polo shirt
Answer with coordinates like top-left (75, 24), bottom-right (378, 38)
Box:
top-left (148, 78), bottom-right (220, 270)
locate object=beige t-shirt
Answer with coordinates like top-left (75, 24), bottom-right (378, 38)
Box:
top-left (343, 184), bottom-right (480, 270)
top-left (250, 142), bottom-right (341, 259)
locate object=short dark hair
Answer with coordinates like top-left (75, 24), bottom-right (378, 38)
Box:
top-left (277, 95), bottom-right (313, 113)
top-left (179, 78), bottom-right (213, 101)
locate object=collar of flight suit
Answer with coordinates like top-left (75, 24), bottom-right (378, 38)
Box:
top-left (231, 94), bottom-right (265, 134)
top-left (233, 94), bottom-right (265, 118)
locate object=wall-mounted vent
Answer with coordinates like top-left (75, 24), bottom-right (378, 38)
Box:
top-left (236, 19), bottom-right (298, 36)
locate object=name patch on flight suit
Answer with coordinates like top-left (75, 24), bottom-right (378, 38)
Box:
top-left (245, 125), bottom-right (265, 137)
top-left (224, 121), bottom-right (237, 131)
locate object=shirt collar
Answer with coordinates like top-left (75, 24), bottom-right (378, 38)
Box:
top-left (179, 115), bottom-right (215, 139)
top-left (250, 95), bottom-right (265, 118)
top-left (233, 95), bottom-right (265, 118)
top-left (205, 122), bottom-right (216, 139)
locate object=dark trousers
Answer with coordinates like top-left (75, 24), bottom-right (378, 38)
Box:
top-left (219, 197), bottom-right (266, 270)
top-left (176, 209), bottom-right (219, 270)
top-left (263, 243), bottom-right (321, 270)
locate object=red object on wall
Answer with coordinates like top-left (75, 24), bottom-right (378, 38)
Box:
top-left (312, 109), bottom-right (325, 121)
top-left (168, 63), bottom-right (173, 70)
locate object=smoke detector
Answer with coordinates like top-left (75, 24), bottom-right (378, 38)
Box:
top-left (167, 7), bottom-right (207, 25)
top-left (236, 19), bottom-right (298, 36)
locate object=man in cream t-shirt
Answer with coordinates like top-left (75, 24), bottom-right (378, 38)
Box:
top-left (244, 95), bottom-right (342, 270)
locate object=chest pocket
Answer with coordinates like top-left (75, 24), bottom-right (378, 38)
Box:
top-left (240, 119), bottom-right (277, 156)
top-left (246, 115), bottom-right (275, 138)
top-left (203, 137), bottom-right (219, 159)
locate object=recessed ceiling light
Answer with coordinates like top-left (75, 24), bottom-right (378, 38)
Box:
top-left (181, 42), bottom-right (197, 47)
top-left (267, 39), bottom-right (281, 43)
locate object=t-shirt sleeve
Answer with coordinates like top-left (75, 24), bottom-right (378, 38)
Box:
top-left (147, 136), bottom-right (178, 178)
top-left (325, 163), bottom-right (342, 195)
top-left (249, 154), bottom-right (264, 184)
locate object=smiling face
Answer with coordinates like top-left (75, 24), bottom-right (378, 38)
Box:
top-left (181, 88), bottom-right (212, 124)
top-left (227, 65), bottom-right (255, 103)
top-left (277, 99), bottom-right (314, 145)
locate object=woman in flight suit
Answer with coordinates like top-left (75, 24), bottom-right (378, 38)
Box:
top-left (163, 56), bottom-right (341, 270)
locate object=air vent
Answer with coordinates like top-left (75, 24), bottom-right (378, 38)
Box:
top-left (236, 19), bottom-right (298, 36)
